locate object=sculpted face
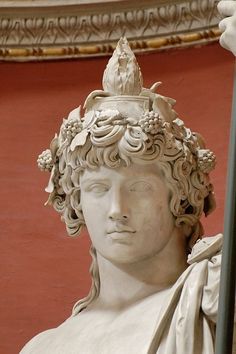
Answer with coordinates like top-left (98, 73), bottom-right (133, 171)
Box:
top-left (80, 163), bottom-right (180, 264)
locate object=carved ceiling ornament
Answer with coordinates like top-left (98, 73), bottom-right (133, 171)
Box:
top-left (37, 38), bottom-right (216, 267)
top-left (0, 0), bottom-right (221, 61)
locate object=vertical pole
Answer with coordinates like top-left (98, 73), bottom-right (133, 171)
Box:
top-left (215, 64), bottom-right (236, 354)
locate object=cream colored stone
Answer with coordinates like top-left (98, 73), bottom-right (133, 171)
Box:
top-left (20, 38), bottom-right (221, 354)
top-left (218, 0), bottom-right (236, 56)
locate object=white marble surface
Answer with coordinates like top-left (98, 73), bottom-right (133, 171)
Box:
top-left (218, 0), bottom-right (236, 56)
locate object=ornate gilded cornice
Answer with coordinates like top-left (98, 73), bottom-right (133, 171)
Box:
top-left (0, 0), bottom-right (221, 61)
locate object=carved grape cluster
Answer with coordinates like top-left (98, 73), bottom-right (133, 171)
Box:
top-left (139, 111), bottom-right (163, 135)
top-left (197, 149), bottom-right (216, 173)
top-left (61, 118), bottom-right (83, 140)
top-left (37, 149), bottom-right (53, 172)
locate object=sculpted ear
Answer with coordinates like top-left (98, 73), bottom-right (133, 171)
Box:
top-left (181, 223), bottom-right (192, 238)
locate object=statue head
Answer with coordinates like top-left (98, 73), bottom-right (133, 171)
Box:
top-left (37, 38), bottom-right (216, 312)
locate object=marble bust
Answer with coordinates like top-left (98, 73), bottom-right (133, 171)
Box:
top-left (20, 38), bottom-right (222, 354)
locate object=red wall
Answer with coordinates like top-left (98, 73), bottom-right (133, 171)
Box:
top-left (0, 43), bottom-right (234, 354)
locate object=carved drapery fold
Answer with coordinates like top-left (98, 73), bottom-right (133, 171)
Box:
top-left (0, 0), bottom-right (221, 61)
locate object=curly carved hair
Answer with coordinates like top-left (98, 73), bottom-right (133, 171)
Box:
top-left (44, 108), bottom-right (215, 250)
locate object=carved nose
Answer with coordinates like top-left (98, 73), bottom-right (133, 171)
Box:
top-left (108, 191), bottom-right (129, 221)
top-left (109, 212), bottom-right (128, 221)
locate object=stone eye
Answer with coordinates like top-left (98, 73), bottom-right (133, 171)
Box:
top-left (89, 184), bottom-right (109, 193)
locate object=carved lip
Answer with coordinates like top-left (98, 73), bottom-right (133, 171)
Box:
top-left (107, 232), bottom-right (135, 242)
top-left (107, 227), bottom-right (135, 234)
top-left (107, 227), bottom-right (136, 241)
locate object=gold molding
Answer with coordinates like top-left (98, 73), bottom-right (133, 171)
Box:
top-left (0, 0), bottom-right (221, 61)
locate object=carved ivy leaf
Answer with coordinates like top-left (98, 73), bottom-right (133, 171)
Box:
top-left (70, 129), bottom-right (88, 151)
top-left (153, 95), bottom-right (177, 123)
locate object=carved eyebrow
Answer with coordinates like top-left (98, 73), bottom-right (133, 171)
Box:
top-left (128, 175), bottom-right (161, 183)
top-left (80, 178), bottom-right (111, 187)
top-left (129, 181), bottom-right (152, 191)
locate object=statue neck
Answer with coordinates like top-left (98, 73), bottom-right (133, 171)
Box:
top-left (92, 230), bottom-right (188, 311)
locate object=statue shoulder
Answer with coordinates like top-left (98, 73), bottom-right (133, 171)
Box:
top-left (19, 328), bottom-right (56, 354)
top-left (187, 233), bottom-right (223, 265)
top-left (183, 234), bottom-right (222, 323)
